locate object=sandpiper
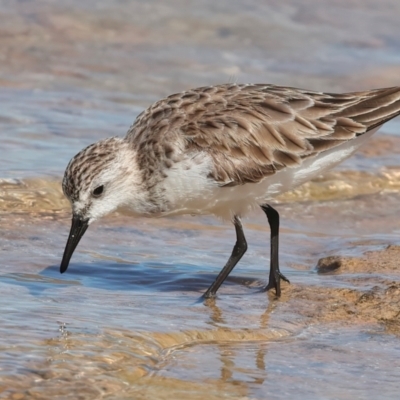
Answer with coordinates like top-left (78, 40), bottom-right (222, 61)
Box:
top-left (60, 83), bottom-right (400, 297)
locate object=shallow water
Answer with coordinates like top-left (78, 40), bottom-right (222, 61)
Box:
top-left (1, 1), bottom-right (400, 399)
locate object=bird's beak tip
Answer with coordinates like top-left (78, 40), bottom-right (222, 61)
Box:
top-left (60, 214), bottom-right (89, 274)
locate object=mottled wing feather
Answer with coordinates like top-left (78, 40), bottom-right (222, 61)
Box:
top-left (127, 84), bottom-right (400, 186)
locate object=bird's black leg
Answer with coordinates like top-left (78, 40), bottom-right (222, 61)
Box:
top-left (260, 204), bottom-right (290, 297)
top-left (204, 216), bottom-right (247, 298)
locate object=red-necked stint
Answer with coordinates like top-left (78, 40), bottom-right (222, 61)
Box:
top-left (60, 84), bottom-right (400, 298)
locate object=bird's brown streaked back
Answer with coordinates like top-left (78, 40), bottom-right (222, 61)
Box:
top-left (126, 84), bottom-right (400, 186)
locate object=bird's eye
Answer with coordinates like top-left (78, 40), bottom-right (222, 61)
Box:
top-left (92, 185), bottom-right (104, 197)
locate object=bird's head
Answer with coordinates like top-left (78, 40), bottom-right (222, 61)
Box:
top-left (60, 137), bottom-right (140, 273)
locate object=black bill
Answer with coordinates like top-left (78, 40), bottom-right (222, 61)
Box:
top-left (60, 214), bottom-right (89, 273)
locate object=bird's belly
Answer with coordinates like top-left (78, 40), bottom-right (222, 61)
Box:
top-left (209, 128), bottom-right (378, 219)
top-left (158, 129), bottom-right (377, 220)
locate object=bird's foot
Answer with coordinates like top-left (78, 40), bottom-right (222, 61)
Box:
top-left (202, 290), bottom-right (217, 300)
top-left (264, 271), bottom-right (290, 297)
